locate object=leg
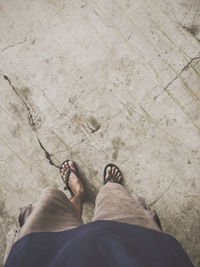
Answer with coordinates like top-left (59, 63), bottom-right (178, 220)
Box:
top-left (5, 161), bottom-right (86, 262)
top-left (5, 187), bottom-right (83, 262)
top-left (71, 195), bottom-right (84, 217)
top-left (18, 161), bottom-right (86, 237)
top-left (17, 187), bottom-right (84, 240)
top-left (4, 226), bottom-right (19, 263)
top-left (18, 204), bottom-right (34, 227)
top-left (92, 166), bottom-right (161, 232)
top-left (4, 204), bottom-right (35, 263)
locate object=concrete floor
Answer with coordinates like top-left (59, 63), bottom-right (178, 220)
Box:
top-left (0, 0), bottom-right (200, 265)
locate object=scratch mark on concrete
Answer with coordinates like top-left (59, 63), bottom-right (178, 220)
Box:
top-left (36, 167), bottom-right (52, 185)
top-left (139, 105), bottom-right (155, 123)
top-left (149, 176), bottom-right (176, 207)
top-left (42, 90), bottom-right (61, 114)
top-left (46, 0), bottom-right (59, 7)
top-left (0, 102), bottom-right (13, 119)
top-left (93, 0), bottom-right (199, 90)
top-left (92, 0), bottom-right (137, 51)
top-left (148, 17), bottom-right (190, 59)
top-left (113, 0), bottom-right (192, 82)
top-left (129, 4), bottom-right (200, 80)
top-left (179, 76), bottom-right (200, 104)
top-left (92, 7), bottom-right (100, 16)
top-left (146, 15), bottom-right (200, 77)
top-left (71, 33), bottom-right (84, 48)
top-left (83, 15), bottom-right (109, 48)
top-left (0, 37), bottom-right (27, 53)
top-left (125, 89), bottom-right (136, 102)
top-left (82, 1), bottom-right (157, 82)
top-left (165, 89), bottom-right (200, 132)
top-left (0, 135), bottom-right (26, 165)
top-left (0, 218), bottom-right (7, 240)
top-left (192, 1), bottom-right (200, 25)
top-left (56, 3), bottom-right (65, 15)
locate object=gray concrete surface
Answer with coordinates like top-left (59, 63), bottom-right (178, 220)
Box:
top-left (0, 0), bottom-right (200, 265)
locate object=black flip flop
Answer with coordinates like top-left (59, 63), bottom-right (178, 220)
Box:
top-left (103, 163), bottom-right (123, 184)
top-left (60, 160), bottom-right (81, 196)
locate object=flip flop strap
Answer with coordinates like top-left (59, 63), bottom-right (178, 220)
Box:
top-left (64, 168), bottom-right (79, 186)
top-left (104, 174), bottom-right (120, 184)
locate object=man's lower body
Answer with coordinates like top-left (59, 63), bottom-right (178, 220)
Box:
top-left (4, 161), bottom-right (161, 262)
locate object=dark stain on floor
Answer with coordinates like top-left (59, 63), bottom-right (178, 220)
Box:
top-left (112, 136), bottom-right (125, 160)
top-left (20, 87), bottom-right (31, 101)
top-left (71, 114), bottom-right (101, 134)
top-left (87, 116), bottom-right (101, 133)
top-left (180, 23), bottom-right (200, 41)
top-left (9, 103), bottom-right (25, 120)
top-left (10, 123), bottom-right (21, 138)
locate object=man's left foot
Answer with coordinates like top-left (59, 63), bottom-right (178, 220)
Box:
top-left (103, 163), bottom-right (123, 184)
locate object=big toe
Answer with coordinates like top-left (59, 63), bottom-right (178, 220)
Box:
top-left (106, 166), bottom-right (111, 177)
top-left (68, 160), bottom-right (75, 170)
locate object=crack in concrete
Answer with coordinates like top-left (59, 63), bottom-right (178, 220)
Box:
top-left (0, 37), bottom-right (27, 53)
top-left (37, 138), bottom-right (60, 169)
top-left (2, 74), bottom-right (60, 169)
top-left (154, 54), bottom-right (200, 100)
top-left (3, 75), bottom-right (27, 107)
top-left (163, 55), bottom-right (200, 93)
top-left (180, 55), bottom-right (200, 72)
top-left (149, 175), bottom-right (176, 207)
top-left (3, 75), bottom-right (38, 130)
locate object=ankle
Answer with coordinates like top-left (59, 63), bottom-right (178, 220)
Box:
top-left (75, 189), bottom-right (85, 200)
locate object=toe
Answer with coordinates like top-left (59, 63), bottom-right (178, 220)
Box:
top-left (61, 167), bottom-right (64, 176)
top-left (61, 162), bottom-right (68, 174)
top-left (115, 168), bottom-right (118, 175)
top-left (106, 166), bottom-right (111, 177)
top-left (68, 160), bottom-right (75, 170)
top-left (61, 170), bottom-right (66, 179)
top-left (112, 167), bottom-right (115, 174)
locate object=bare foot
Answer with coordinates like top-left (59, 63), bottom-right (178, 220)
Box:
top-left (105, 165), bottom-right (122, 184)
top-left (60, 160), bottom-right (85, 199)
